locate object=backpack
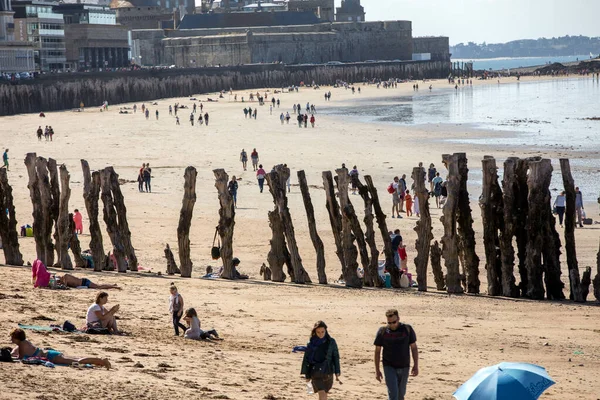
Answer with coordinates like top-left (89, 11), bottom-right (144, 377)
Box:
top-left (387, 183), bottom-right (395, 194)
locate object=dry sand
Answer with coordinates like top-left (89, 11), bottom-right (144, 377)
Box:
top-left (1, 77), bottom-right (599, 400)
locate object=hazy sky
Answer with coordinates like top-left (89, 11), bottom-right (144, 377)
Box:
top-left (357, 0), bottom-right (600, 44)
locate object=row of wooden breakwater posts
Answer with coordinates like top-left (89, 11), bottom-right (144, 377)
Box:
top-left (0, 153), bottom-right (599, 303)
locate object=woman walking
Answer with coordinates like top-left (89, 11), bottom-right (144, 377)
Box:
top-left (240, 149), bottom-right (248, 171)
top-left (256, 164), bottom-right (266, 193)
top-left (301, 321), bottom-right (341, 400)
top-left (554, 191), bottom-right (566, 227)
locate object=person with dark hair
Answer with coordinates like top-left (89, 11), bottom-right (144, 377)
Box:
top-left (228, 175), bottom-right (239, 207)
top-left (86, 292), bottom-right (120, 334)
top-left (231, 257), bottom-right (248, 279)
top-left (143, 163), bottom-right (152, 193)
top-left (374, 309), bottom-right (419, 400)
top-left (10, 328), bottom-right (111, 369)
top-left (256, 164), bottom-right (266, 193)
top-left (73, 209), bottom-right (83, 234)
top-left (301, 321), bottom-right (341, 399)
top-left (182, 308), bottom-right (222, 340)
top-left (427, 164), bottom-right (437, 192)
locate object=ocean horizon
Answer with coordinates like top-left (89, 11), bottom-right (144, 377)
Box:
top-left (452, 55), bottom-right (593, 71)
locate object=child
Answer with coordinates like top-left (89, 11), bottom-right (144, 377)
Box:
top-left (405, 190), bottom-right (413, 217)
top-left (413, 191), bottom-right (420, 217)
top-left (169, 284), bottom-right (187, 336)
top-left (399, 244), bottom-right (408, 270)
top-left (182, 308), bottom-right (221, 341)
top-left (73, 209), bottom-right (83, 234)
top-left (10, 328), bottom-right (110, 369)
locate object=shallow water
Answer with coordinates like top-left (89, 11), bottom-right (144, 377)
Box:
top-left (323, 78), bottom-right (600, 203)
top-left (452, 55), bottom-right (592, 71)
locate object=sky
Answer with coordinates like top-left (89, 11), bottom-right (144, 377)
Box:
top-left (357, 0), bottom-right (600, 45)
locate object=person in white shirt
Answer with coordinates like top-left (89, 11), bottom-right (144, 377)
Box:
top-left (182, 308), bottom-right (221, 341)
top-left (86, 292), bottom-right (120, 334)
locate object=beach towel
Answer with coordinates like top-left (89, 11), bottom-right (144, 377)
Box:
top-left (18, 323), bottom-right (83, 334)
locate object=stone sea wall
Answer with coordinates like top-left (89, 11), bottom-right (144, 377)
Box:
top-left (0, 61), bottom-right (449, 116)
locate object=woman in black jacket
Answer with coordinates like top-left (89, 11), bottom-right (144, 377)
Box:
top-left (301, 321), bottom-right (341, 399)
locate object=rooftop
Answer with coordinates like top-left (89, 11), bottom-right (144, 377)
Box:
top-left (179, 10), bottom-right (321, 30)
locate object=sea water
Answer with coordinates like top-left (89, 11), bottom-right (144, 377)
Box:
top-left (323, 78), bottom-right (600, 202)
top-left (452, 55), bottom-right (592, 71)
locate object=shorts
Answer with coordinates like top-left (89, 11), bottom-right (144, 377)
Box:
top-left (45, 350), bottom-right (62, 362)
top-left (81, 278), bottom-right (92, 288)
top-left (392, 193), bottom-right (400, 205)
top-left (311, 374), bottom-right (334, 393)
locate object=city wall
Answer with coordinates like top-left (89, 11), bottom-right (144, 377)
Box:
top-left (0, 60), bottom-right (449, 116)
top-left (413, 36), bottom-right (451, 61)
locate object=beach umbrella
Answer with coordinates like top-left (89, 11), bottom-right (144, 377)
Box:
top-left (453, 362), bottom-right (555, 400)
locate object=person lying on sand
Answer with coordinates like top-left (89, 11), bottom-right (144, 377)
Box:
top-left (10, 328), bottom-right (110, 369)
top-left (58, 274), bottom-right (120, 290)
top-left (86, 292), bottom-right (121, 334)
top-left (182, 308), bottom-right (222, 341)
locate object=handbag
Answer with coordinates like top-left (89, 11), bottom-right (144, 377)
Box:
top-left (211, 227), bottom-right (221, 260)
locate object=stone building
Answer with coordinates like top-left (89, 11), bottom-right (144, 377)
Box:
top-left (335, 0), bottom-right (364, 22)
top-left (287, 0), bottom-right (334, 22)
top-left (53, 3), bottom-right (129, 70)
top-left (12, 0), bottom-right (67, 71)
top-left (110, 0), bottom-right (174, 30)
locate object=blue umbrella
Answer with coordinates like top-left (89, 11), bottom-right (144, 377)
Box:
top-left (454, 362), bottom-right (555, 400)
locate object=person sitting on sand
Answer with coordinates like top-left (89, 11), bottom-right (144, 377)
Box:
top-left (232, 258), bottom-right (249, 279)
top-left (10, 328), bottom-right (110, 369)
top-left (59, 274), bottom-right (120, 290)
top-left (182, 308), bottom-right (221, 341)
top-left (31, 259), bottom-right (51, 288)
top-left (86, 292), bottom-right (120, 334)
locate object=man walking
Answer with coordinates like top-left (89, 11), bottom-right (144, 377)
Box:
top-left (2, 148), bottom-right (8, 171)
top-left (575, 187), bottom-right (584, 228)
top-left (374, 309), bottom-right (419, 400)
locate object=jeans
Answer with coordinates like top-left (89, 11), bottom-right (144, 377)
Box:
top-left (172, 311), bottom-right (186, 336)
top-left (555, 206), bottom-right (565, 225)
top-left (576, 207), bottom-right (583, 226)
top-left (383, 365), bottom-right (410, 400)
top-left (394, 251), bottom-right (400, 269)
top-left (145, 178), bottom-right (151, 193)
top-left (258, 178), bottom-right (264, 193)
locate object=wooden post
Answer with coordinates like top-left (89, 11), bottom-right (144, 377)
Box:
top-left (81, 160), bottom-right (107, 271)
top-left (525, 159), bottom-right (553, 300)
top-left (560, 159), bottom-right (584, 302)
top-left (57, 164), bottom-right (73, 270)
top-left (430, 241), bottom-right (445, 290)
top-left (69, 214), bottom-right (86, 268)
top-left (24, 154), bottom-right (55, 266)
top-left (336, 168), bottom-right (363, 288)
top-left (322, 171), bottom-right (345, 273)
top-left (412, 166), bottom-right (432, 291)
top-left (48, 159), bottom-right (60, 266)
top-left (354, 174), bottom-right (383, 288)
top-left (440, 154), bottom-right (463, 294)
top-left (101, 167), bottom-right (127, 272)
top-left (514, 158), bottom-right (532, 295)
top-left (455, 153), bottom-right (480, 294)
top-left (298, 170), bottom-right (327, 284)
top-left (266, 209), bottom-right (289, 282)
top-left (164, 243), bottom-right (180, 275)
top-left (268, 165), bottom-right (311, 284)
top-left (213, 169), bottom-right (236, 280)
top-left (594, 242), bottom-right (600, 302)
top-left (0, 169), bottom-right (23, 265)
top-left (499, 157), bottom-right (521, 298)
top-left (110, 167), bottom-right (138, 271)
top-left (480, 156), bottom-right (504, 296)
top-left (178, 166), bottom-right (197, 278)
top-left (543, 210), bottom-right (565, 300)
top-left (364, 175), bottom-right (399, 288)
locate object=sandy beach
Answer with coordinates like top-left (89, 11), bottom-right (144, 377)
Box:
top-left (1, 76), bottom-right (599, 399)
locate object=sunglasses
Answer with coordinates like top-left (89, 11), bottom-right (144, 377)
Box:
top-left (388, 319), bottom-right (400, 325)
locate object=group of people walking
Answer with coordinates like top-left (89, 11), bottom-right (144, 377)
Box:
top-left (35, 126), bottom-right (55, 141)
top-left (301, 309), bottom-right (418, 400)
top-left (553, 187), bottom-right (586, 227)
top-left (138, 163), bottom-right (152, 193)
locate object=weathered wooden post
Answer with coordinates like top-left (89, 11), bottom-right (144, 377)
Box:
top-left (265, 168), bottom-right (294, 282)
top-left (322, 171), bottom-right (345, 273)
top-left (364, 175), bottom-right (399, 288)
top-left (412, 166), bottom-right (432, 291)
top-left (455, 153), bottom-right (480, 294)
top-left (440, 154), bottom-right (463, 294)
top-left (594, 242), bottom-right (600, 302)
top-left (68, 214), bottom-right (86, 268)
top-left (543, 209), bottom-right (565, 301)
top-left (336, 168), bottom-right (364, 288)
top-left (354, 175), bottom-right (383, 288)
top-left (178, 166), bottom-right (197, 278)
top-left (525, 158), bottom-right (553, 300)
top-left (57, 164), bottom-right (73, 270)
top-left (560, 159), bottom-right (586, 302)
top-left (0, 169), bottom-right (23, 265)
top-left (81, 160), bottom-right (107, 271)
top-left (48, 159), bottom-right (60, 265)
top-left (430, 241), bottom-right (445, 290)
top-left (298, 170), bottom-right (327, 284)
top-left (213, 169), bottom-right (236, 280)
top-left (480, 156), bottom-right (504, 296)
top-left (164, 243), bottom-right (180, 275)
top-left (110, 167), bottom-right (138, 272)
top-left (25, 154), bottom-right (55, 266)
top-left (499, 157), bottom-right (521, 298)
